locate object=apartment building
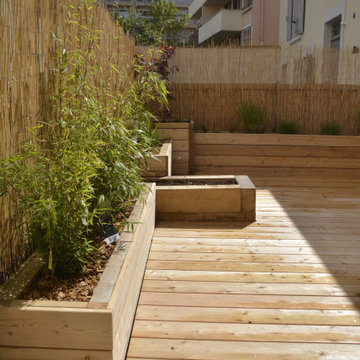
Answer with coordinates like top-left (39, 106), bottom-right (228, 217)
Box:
top-left (278, 0), bottom-right (360, 84)
top-left (280, 0), bottom-right (360, 50)
top-left (188, 0), bottom-right (280, 45)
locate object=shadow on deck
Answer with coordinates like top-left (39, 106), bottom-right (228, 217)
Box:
top-left (126, 175), bottom-right (360, 359)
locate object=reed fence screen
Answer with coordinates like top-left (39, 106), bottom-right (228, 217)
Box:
top-left (161, 45), bottom-right (360, 133)
top-left (0, 0), bottom-right (134, 283)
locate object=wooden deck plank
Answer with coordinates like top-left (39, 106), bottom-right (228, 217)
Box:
top-left (152, 237), bottom-right (360, 247)
top-left (127, 338), bottom-right (360, 360)
top-left (148, 251), bottom-right (360, 264)
top-left (150, 243), bottom-right (360, 255)
top-left (153, 228), bottom-right (360, 238)
top-left (144, 269), bottom-right (360, 285)
top-left (135, 305), bottom-right (360, 325)
top-left (140, 286), bottom-right (360, 301)
top-left (140, 282), bottom-right (360, 309)
top-left (146, 260), bottom-right (360, 274)
top-left (126, 176), bottom-right (360, 360)
top-left (131, 320), bottom-right (360, 344)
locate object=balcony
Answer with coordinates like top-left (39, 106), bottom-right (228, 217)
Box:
top-left (198, 9), bottom-right (242, 43)
top-left (189, 0), bottom-right (206, 18)
top-left (189, 0), bottom-right (229, 19)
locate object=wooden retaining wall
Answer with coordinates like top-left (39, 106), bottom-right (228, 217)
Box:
top-left (0, 184), bottom-right (156, 360)
top-left (141, 139), bottom-right (172, 178)
top-left (158, 122), bottom-right (192, 175)
top-left (193, 133), bottom-right (360, 177)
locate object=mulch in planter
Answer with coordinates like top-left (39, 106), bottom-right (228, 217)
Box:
top-left (22, 203), bottom-right (135, 302)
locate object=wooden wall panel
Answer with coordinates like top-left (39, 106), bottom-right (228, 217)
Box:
top-left (193, 133), bottom-right (360, 177)
top-left (159, 122), bottom-right (192, 175)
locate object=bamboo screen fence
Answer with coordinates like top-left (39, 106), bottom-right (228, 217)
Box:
top-left (164, 45), bottom-right (360, 133)
top-left (0, 0), bottom-right (134, 284)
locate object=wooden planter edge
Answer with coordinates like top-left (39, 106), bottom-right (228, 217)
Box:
top-left (142, 139), bottom-right (173, 178)
top-left (0, 183), bottom-right (156, 360)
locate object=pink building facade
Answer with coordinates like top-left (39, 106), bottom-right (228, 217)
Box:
top-left (252, 0), bottom-right (280, 45)
top-left (189, 0), bottom-right (280, 45)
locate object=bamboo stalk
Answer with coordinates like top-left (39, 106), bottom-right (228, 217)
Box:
top-left (0, 0), bottom-right (134, 284)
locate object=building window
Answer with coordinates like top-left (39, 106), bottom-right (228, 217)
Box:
top-left (224, 1), bottom-right (231, 9)
top-left (328, 16), bottom-right (341, 49)
top-left (240, 26), bottom-right (251, 45)
top-left (241, 0), bottom-right (252, 10)
top-left (287, 0), bottom-right (305, 41)
top-left (233, 0), bottom-right (241, 10)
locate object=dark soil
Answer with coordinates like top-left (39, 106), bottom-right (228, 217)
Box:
top-left (22, 203), bottom-right (135, 302)
top-left (156, 179), bottom-right (237, 186)
top-left (152, 144), bottom-right (162, 154)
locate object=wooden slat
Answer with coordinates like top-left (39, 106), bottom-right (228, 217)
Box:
top-left (148, 251), bottom-right (360, 264)
top-left (159, 129), bottom-right (189, 141)
top-left (0, 305), bottom-right (112, 350)
top-left (194, 155), bottom-right (360, 169)
top-left (140, 280), bottom-right (360, 298)
top-left (0, 347), bottom-right (111, 360)
top-left (195, 144), bottom-right (360, 158)
top-left (173, 151), bottom-right (189, 162)
top-left (138, 287), bottom-right (360, 309)
top-left (146, 260), bottom-right (360, 275)
top-left (171, 140), bottom-right (189, 152)
top-left (132, 320), bottom-right (360, 344)
top-left (172, 162), bottom-right (189, 174)
top-left (153, 227), bottom-right (360, 238)
top-left (194, 165), bottom-right (360, 177)
top-left (152, 236), bottom-right (360, 247)
top-left (145, 269), bottom-right (360, 285)
top-left (149, 243), bottom-right (360, 255)
top-left (158, 123), bottom-right (190, 129)
top-left (194, 133), bottom-right (360, 146)
top-left (139, 290), bottom-right (359, 309)
top-left (127, 338), bottom-right (360, 359)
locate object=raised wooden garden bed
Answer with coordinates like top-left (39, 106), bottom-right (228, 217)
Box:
top-left (141, 139), bottom-right (172, 178)
top-left (193, 133), bottom-right (360, 177)
top-left (158, 121), bottom-right (192, 175)
top-left (0, 183), bottom-right (156, 360)
top-left (156, 175), bottom-right (256, 223)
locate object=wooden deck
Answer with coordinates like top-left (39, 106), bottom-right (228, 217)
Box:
top-left (126, 176), bottom-right (360, 360)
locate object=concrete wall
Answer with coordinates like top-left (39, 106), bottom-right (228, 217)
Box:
top-left (343, 0), bottom-right (360, 48)
top-left (279, 0), bottom-right (360, 48)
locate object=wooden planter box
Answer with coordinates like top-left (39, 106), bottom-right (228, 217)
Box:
top-left (156, 175), bottom-right (256, 223)
top-left (158, 121), bottom-right (192, 175)
top-left (141, 139), bottom-right (172, 178)
top-left (193, 133), bottom-right (360, 177)
top-left (0, 184), bottom-right (156, 360)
